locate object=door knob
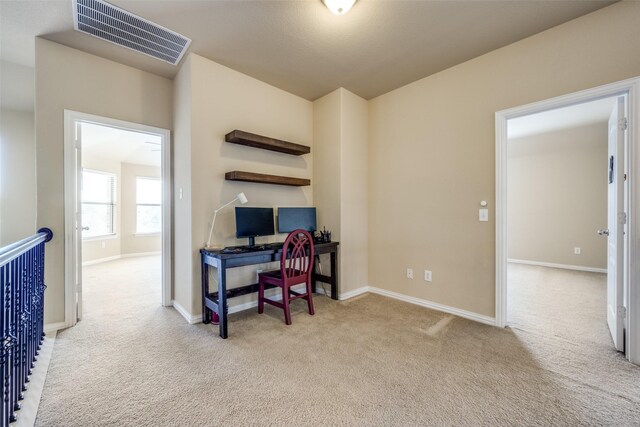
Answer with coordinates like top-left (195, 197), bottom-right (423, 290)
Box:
top-left (81, 226), bottom-right (90, 231)
top-left (597, 229), bottom-right (609, 236)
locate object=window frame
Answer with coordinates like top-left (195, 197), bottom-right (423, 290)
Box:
top-left (81, 168), bottom-right (117, 239)
top-left (135, 175), bottom-right (162, 235)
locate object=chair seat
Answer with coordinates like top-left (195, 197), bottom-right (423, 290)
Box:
top-left (259, 269), bottom-right (305, 283)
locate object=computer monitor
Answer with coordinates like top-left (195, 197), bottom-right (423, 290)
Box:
top-left (277, 207), bottom-right (317, 234)
top-left (235, 207), bottom-right (275, 246)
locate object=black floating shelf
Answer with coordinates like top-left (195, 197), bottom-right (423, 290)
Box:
top-left (225, 130), bottom-right (310, 156)
top-left (225, 171), bottom-right (310, 187)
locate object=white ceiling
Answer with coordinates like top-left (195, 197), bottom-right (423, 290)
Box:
top-left (0, 0), bottom-right (616, 101)
top-left (81, 122), bottom-right (161, 167)
top-left (508, 96), bottom-right (618, 140)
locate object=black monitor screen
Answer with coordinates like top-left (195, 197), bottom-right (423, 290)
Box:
top-left (277, 207), bottom-right (317, 233)
top-left (235, 207), bottom-right (275, 240)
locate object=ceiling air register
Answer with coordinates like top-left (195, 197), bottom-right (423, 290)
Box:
top-left (72, 0), bottom-right (191, 65)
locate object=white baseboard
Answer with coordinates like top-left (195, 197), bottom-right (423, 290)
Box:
top-left (339, 286), bottom-right (369, 300)
top-left (121, 251), bottom-right (161, 259)
top-left (508, 258), bottom-right (606, 274)
top-left (82, 252), bottom-right (161, 267)
top-left (82, 255), bottom-right (120, 267)
top-left (351, 286), bottom-right (495, 326)
top-left (171, 300), bottom-right (201, 324)
top-left (44, 321), bottom-right (68, 334)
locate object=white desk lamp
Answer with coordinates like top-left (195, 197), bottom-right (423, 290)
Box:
top-left (205, 192), bottom-right (248, 250)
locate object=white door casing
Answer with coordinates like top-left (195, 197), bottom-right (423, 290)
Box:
top-left (64, 110), bottom-right (172, 329)
top-left (606, 96), bottom-right (626, 351)
top-left (75, 122), bottom-right (83, 321)
top-left (496, 76), bottom-right (640, 365)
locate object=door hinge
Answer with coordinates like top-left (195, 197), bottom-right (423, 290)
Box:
top-left (618, 212), bottom-right (627, 224)
top-left (618, 306), bottom-right (627, 319)
top-left (618, 117), bottom-right (628, 131)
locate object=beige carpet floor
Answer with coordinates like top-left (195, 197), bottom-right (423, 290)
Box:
top-left (35, 257), bottom-right (640, 426)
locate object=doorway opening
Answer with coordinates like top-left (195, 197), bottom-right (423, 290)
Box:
top-left (495, 78), bottom-right (640, 365)
top-left (506, 96), bottom-right (620, 357)
top-left (64, 111), bottom-right (171, 327)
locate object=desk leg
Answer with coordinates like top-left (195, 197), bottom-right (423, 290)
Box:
top-left (311, 255), bottom-right (318, 294)
top-left (330, 251), bottom-right (338, 300)
top-left (201, 255), bottom-right (211, 324)
top-left (217, 263), bottom-right (228, 339)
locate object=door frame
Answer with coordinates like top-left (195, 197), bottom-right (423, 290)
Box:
top-left (63, 110), bottom-right (172, 328)
top-left (495, 77), bottom-right (640, 365)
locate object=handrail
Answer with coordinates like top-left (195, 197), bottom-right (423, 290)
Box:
top-left (0, 228), bottom-right (53, 267)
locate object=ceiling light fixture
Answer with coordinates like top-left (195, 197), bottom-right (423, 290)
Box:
top-left (322, 0), bottom-right (357, 16)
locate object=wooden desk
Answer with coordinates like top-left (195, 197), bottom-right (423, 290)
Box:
top-left (200, 241), bottom-right (339, 338)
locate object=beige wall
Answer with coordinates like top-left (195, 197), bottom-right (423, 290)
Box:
top-left (368, 2), bottom-right (640, 318)
top-left (0, 109), bottom-right (36, 246)
top-left (508, 123), bottom-right (608, 269)
top-left (173, 56), bottom-right (194, 312)
top-left (35, 38), bottom-right (173, 324)
top-left (313, 88), bottom-right (369, 295)
top-left (80, 157), bottom-right (121, 263)
top-left (174, 53), bottom-right (314, 315)
top-left (121, 163), bottom-right (161, 255)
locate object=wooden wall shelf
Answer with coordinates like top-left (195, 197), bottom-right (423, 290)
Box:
top-left (225, 130), bottom-right (310, 156)
top-left (225, 171), bottom-right (310, 187)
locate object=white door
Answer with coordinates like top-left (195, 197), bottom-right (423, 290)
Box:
top-left (74, 121), bottom-right (84, 321)
top-left (605, 96), bottom-right (626, 351)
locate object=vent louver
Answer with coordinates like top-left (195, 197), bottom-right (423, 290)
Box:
top-left (73, 0), bottom-right (191, 65)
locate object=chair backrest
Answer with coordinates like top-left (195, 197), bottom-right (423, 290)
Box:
top-left (280, 229), bottom-right (314, 282)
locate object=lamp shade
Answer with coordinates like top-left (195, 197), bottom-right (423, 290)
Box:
top-left (322, 0), bottom-right (357, 15)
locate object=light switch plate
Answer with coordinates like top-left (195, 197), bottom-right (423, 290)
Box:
top-left (479, 208), bottom-right (489, 222)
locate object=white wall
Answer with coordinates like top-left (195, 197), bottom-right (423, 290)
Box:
top-left (35, 38), bottom-right (173, 324)
top-left (508, 123), bottom-right (608, 269)
top-left (0, 109), bottom-right (36, 246)
top-left (174, 53), bottom-right (314, 316)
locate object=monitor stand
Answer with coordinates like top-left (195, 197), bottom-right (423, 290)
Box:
top-left (247, 236), bottom-right (256, 247)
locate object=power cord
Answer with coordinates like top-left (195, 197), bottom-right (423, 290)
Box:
top-left (314, 255), bottom-right (329, 296)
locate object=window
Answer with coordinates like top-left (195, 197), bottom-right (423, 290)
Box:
top-left (82, 169), bottom-right (116, 238)
top-left (136, 177), bottom-right (161, 234)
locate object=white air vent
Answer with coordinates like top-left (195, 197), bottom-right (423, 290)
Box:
top-left (73, 0), bottom-right (191, 65)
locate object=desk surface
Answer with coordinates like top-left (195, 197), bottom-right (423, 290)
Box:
top-left (200, 241), bottom-right (339, 260)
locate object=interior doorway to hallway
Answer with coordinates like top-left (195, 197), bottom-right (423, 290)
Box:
top-left (64, 111), bottom-right (171, 327)
top-left (495, 77), bottom-right (640, 366)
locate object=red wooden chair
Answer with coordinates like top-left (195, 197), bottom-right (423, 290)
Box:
top-left (258, 229), bottom-right (315, 325)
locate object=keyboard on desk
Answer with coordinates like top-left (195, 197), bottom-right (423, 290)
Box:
top-left (220, 243), bottom-right (282, 254)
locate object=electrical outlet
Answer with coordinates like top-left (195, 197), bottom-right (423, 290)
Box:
top-left (101, 241), bottom-right (106, 249)
top-left (406, 268), bottom-right (414, 279)
top-left (424, 270), bottom-right (432, 282)
top-left (574, 247), bottom-right (581, 255)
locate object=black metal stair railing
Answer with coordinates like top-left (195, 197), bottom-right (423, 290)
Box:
top-left (0, 228), bottom-right (53, 426)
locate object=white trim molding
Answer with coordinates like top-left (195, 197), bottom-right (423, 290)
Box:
top-left (82, 255), bottom-right (121, 267)
top-left (64, 110), bottom-right (173, 331)
top-left (367, 287), bottom-right (496, 326)
top-left (496, 76), bottom-right (640, 365)
top-left (338, 285), bottom-right (495, 326)
top-left (172, 300), bottom-right (201, 324)
top-left (508, 259), bottom-right (607, 274)
top-left (44, 321), bottom-right (67, 334)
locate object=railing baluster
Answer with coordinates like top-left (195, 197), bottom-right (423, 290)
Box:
top-left (0, 228), bottom-right (52, 426)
